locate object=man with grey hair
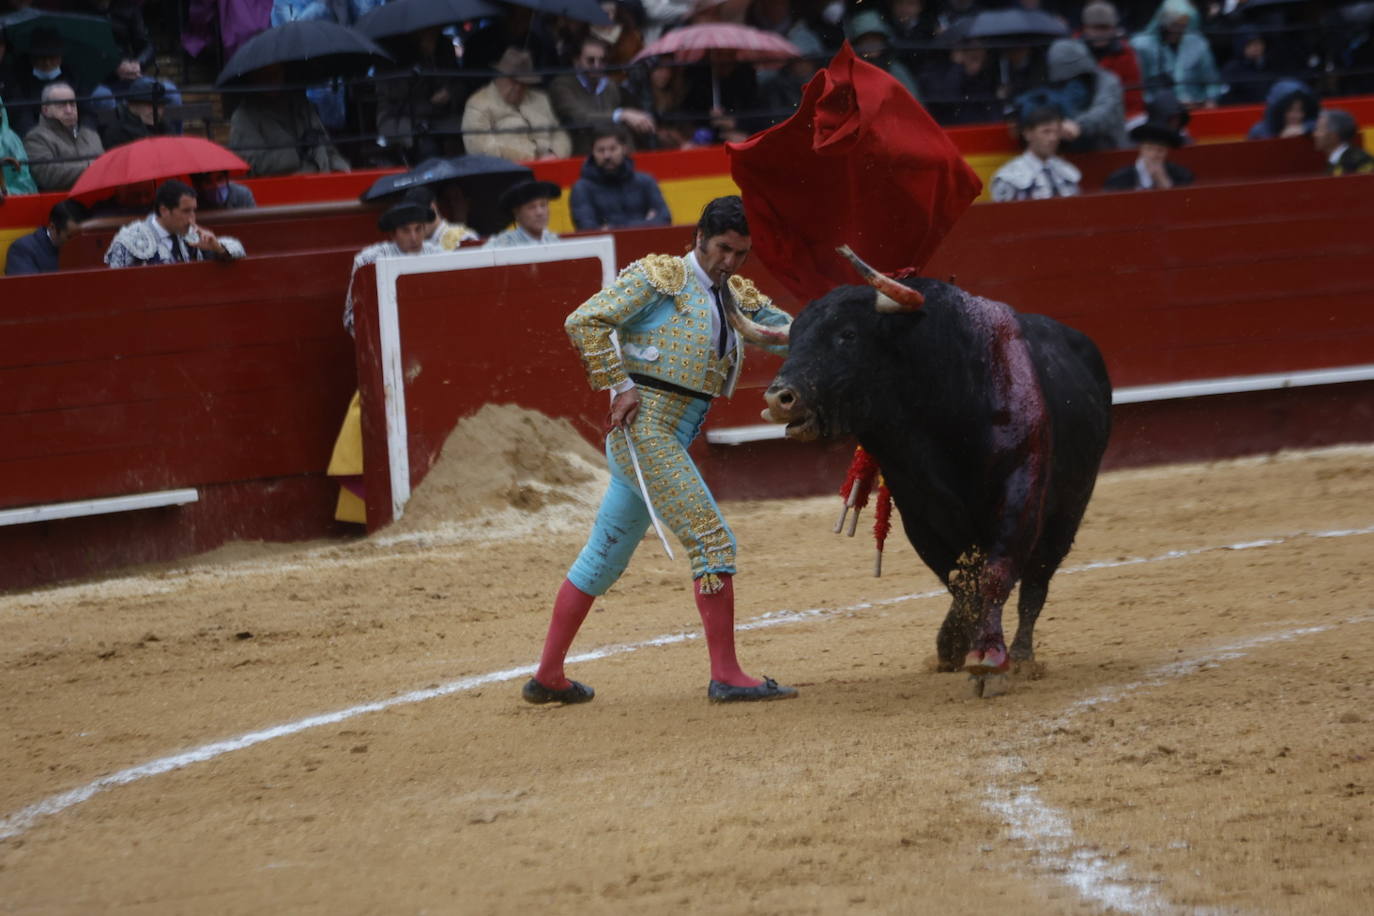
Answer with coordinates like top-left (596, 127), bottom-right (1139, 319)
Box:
top-left (1313, 109), bottom-right (1374, 176)
top-left (22, 82), bottom-right (103, 190)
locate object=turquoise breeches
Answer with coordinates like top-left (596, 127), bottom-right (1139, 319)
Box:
top-left (567, 387), bottom-right (738, 595)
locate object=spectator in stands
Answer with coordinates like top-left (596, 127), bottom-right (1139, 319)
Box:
top-left (1313, 108), bottom-right (1374, 176)
top-left (483, 179), bottom-right (562, 247)
top-left (1220, 26), bottom-right (1280, 107)
top-left (228, 64), bottom-right (351, 176)
top-left (1079, 1), bottom-right (1145, 122)
top-left (375, 26), bottom-right (467, 161)
top-left (84, 0), bottom-right (155, 73)
top-left (1, 83), bottom-right (37, 196)
top-left (759, 29), bottom-right (823, 128)
top-left (920, 39), bottom-right (1001, 126)
top-left (845, 8), bottom-right (920, 100)
top-left (4, 199), bottom-right (84, 274)
top-left (104, 179), bottom-right (246, 267)
top-left (625, 55), bottom-right (695, 149)
top-left (8, 27), bottom-right (91, 137)
top-left (1037, 38), bottom-right (1129, 152)
top-left (191, 170), bottom-right (257, 210)
top-left (550, 36), bottom-right (656, 157)
top-left (881, 0), bottom-right (939, 80)
top-left (99, 77), bottom-right (172, 149)
top-left (342, 201), bottom-right (442, 337)
top-left (990, 106), bottom-right (1081, 201)
top-left (1246, 79), bottom-right (1319, 140)
top-left (403, 185), bottom-right (478, 248)
top-left (1130, 0), bottom-right (1224, 108)
top-left (1104, 120), bottom-right (1193, 190)
top-left (461, 47), bottom-right (572, 163)
top-left (570, 125), bottom-right (671, 230)
top-left (23, 82), bottom-right (102, 191)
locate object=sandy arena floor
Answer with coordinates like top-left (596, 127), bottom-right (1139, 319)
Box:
top-left (1, 407), bottom-right (1371, 915)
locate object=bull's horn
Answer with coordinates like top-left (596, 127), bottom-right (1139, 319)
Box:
top-left (719, 282), bottom-right (789, 346)
top-left (836, 245), bottom-right (925, 312)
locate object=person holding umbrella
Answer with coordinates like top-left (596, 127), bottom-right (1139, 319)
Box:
top-left (103, 178), bottom-right (245, 267)
top-left (228, 63), bottom-right (352, 176)
top-left (8, 25), bottom-right (91, 136)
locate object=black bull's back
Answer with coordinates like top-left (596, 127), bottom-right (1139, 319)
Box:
top-left (764, 280), bottom-right (1112, 682)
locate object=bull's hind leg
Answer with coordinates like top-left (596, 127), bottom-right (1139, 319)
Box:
top-left (1010, 508), bottom-right (1089, 665)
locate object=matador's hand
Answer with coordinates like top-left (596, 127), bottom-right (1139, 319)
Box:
top-left (608, 388), bottom-right (641, 431)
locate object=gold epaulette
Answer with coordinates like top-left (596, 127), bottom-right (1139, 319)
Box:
top-left (638, 254), bottom-right (688, 297)
top-left (727, 274), bottom-right (769, 314)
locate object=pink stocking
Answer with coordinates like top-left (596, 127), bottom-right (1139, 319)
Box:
top-left (534, 579), bottom-right (595, 690)
top-left (694, 574), bottom-right (762, 688)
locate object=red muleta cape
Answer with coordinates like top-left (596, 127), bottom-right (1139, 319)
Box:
top-left (726, 42), bottom-right (982, 303)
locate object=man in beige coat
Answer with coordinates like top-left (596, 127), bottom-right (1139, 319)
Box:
top-left (23, 83), bottom-right (103, 191)
top-left (460, 48), bottom-right (571, 162)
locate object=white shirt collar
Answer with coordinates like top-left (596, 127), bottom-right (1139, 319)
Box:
top-left (1330, 143), bottom-right (1349, 166)
top-left (686, 249), bottom-right (714, 294)
top-left (149, 213), bottom-right (176, 240)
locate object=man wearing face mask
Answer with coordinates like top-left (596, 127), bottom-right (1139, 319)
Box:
top-left (10, 27), bottom-right (90, 136)
top-left (523, 195), bottom-right (797, 706)
top-left (191, 170), bottom-right (257, 210)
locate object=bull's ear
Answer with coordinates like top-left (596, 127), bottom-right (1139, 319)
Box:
top-left (837, 245), bottom-right (925, 311)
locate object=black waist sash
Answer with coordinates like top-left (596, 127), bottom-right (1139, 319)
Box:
top-left (629, 373), bottom-right (712, 402)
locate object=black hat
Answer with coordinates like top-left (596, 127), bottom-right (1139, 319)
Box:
top-left (1130, 120), bottom-right (1184, 148)
top-left (497, 179), bottom-right (561, 213)
top-left (377, 202), bottom-right (432, 232)
top-left (29, 25), bottom-right (63, 58)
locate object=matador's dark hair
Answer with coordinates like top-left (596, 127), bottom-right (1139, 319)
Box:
top-left (154, 179), bottom-right (195, 213)
top-left (696, 195), bottom-right (749, 239)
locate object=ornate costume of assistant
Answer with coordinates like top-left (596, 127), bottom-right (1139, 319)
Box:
top-left (481, 225), bottom-right (560, 248)
top-left (103, 213), bottom-right (246, 268)
top-left (341, 238), bottom-right (444, 336)
top-left (429, 218), bottom-right (479, 249)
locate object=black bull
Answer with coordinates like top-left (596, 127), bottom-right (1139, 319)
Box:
top-left (736, 277), bottom-right (1112, 679)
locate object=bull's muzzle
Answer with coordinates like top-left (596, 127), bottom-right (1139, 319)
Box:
top-left (763, 383), bottom-right (821, 441)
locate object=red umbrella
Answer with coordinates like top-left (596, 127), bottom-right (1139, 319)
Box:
top-left (632, 23), bottom-right (803, 109)
top-left (68, 137), bottom-right (249, 202)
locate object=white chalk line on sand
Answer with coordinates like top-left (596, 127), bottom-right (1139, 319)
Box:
top-left (984, 611), bottom-right (1374, 915)
top-left (2, 524), bottom-right (1372, 870)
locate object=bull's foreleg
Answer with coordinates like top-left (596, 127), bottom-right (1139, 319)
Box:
top-left (963, 555), bottom-right (1016, 676)
top-left (936, 549), bottom-right (989, 672)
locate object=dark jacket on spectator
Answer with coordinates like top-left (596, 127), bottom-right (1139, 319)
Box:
top-left (569, 155), bottom-right (671, 230)
top-left (549, 72), bottom-right (630, 157)
top-left (100, 103), bottom-right (172, 149)
top-left (3, 226), bottom-right (59, 274)
top-left (1103, 159), bottom-right (1194, 190)
top-left (85, 0), bottom-right (155, 67)
top-left (919, 56), bottom-right (1002, 125)
top-left (1330, 145), bottom-right (1374, 176)
top-left (1246, 78), bottom-right (1318, 140)
top-left (229, 92), bottom-right (350, 176)
top-left (8, 69), bottom-right (93, 137)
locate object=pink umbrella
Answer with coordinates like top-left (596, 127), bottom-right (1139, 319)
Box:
top-left (632, 23), bottom-right (803, 109)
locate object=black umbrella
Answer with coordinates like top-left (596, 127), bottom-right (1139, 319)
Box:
top-left (965, 9), bottom-right (1068, 42)
top-left (504, 0), bottom-right (612, 26)
top-left (0, 9), bottom-right (122, 90)
top-left (215, 21), bottom-right (393, 88)
top-left (355, 0), bottom-right (503, 42)
top-left (361, 155), bottom-right (535, 235)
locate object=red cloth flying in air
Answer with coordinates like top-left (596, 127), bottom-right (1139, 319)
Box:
top-left (726, 42), bottom-right (982, 304)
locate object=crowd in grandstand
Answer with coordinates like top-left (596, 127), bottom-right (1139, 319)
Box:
top-left (2, 0), bottom-right (1373, 226)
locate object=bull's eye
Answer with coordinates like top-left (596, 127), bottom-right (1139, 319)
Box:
top-left (836, 327), bottom-right (857, 345)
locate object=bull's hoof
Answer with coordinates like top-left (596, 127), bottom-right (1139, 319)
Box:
top-left (969, 673), bottom-right (1010, 698)
top-left (963, 647), bottom-right (1010, 676)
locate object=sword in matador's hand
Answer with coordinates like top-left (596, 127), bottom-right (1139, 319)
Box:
top-left (606, 333), bottom-right (675, 560)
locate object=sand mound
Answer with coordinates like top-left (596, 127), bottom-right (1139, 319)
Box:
top-left (389, 404), bottom-right (609, 539)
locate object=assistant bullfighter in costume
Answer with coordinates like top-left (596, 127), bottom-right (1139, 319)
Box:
top-left (523, 195), bottom-right (797, 706)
